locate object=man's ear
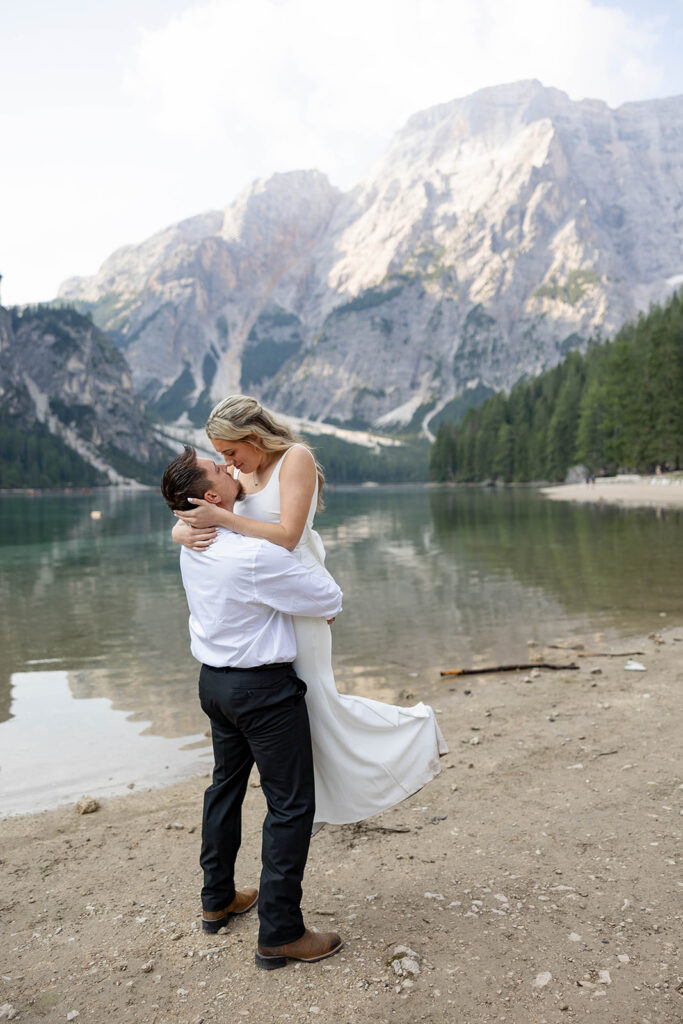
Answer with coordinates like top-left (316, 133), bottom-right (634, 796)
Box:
top-left (202, 490), bottom-right (221, 504)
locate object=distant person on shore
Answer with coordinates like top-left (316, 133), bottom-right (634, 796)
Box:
top-left (162, 446), bottom-right (344, 969)
top-left (171, 395), bottom-right (447, 833)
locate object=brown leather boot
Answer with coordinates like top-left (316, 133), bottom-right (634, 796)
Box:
top-left (255, 928), bottom-right (343, 970)
top-left (202, 887), bottom-right (258, 933)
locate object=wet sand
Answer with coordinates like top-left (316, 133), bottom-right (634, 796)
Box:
top-left (541, 475), bottom-right (683, 510)
top-left (1, 628), bottom-right (681, 1023)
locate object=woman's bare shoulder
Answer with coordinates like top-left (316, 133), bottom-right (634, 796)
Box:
top-left (281, 444), bottom-right (315, 472)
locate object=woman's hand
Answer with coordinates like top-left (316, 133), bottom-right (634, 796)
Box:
top-left (172, 519), bottom-right (217, 550)
top-left (173, 498), bottom-right (222, 529)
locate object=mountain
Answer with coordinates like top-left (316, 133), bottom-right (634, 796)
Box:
top-left (59, 80), bottom-right (683, 432)
top-left (0, 305), bottom-right (169, 486)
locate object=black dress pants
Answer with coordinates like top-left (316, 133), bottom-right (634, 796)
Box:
top-left (198, 661), bottom-right (315, 946)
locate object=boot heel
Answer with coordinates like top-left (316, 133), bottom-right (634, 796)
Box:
top-left (255, 951), bottom-right (287, 970)
top-left (202, 916), bottom-right (227, 934)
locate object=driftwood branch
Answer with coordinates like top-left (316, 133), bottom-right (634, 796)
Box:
top-left (440, 662), bottom-right (579, 677)
top-left (546, 644), bottom-right (644, 657)
top-left (577, 650), bottom-right (645, 658)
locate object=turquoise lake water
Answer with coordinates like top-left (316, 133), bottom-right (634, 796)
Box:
top-left (1, 486), bottom-right (680, 813)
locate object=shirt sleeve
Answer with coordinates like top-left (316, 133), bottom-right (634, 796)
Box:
top-left (252, 544), bottom-right (343, 618)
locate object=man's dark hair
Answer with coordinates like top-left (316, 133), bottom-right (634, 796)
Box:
top-left (161, 445), bottom-right (211, 511)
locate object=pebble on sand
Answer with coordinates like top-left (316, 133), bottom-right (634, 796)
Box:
top-left (534, 972), bottom-right (552, 988)
top-left (75, 797), bottom-right (99, 815)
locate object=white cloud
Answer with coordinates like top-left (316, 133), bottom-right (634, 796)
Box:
top-left (0, 0), bottom-right (671, 304)
top-left (125, 0), bottom-right (662, 188)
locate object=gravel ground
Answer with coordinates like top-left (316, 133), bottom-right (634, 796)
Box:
top-left (1, 628), bottom-right (681, 1024)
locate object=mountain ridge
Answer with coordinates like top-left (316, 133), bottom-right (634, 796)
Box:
top-left (58, 80), bottom-right (683, 431)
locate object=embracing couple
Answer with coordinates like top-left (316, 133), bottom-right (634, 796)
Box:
top-left (161, 395), bottom-right (447, 970)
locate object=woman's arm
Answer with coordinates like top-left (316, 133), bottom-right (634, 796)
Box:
top-left (174, 446), bottom-right (316, 551)
top-left (171, 519), bottom-right (218, 551)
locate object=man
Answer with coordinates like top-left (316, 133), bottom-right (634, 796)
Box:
top-left (161, 446), bottom-right (343, 970)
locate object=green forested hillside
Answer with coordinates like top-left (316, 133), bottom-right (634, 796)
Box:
top-left (303, 433), bottom-right (429, 484)
top-left (0, 415), bottom-right (106, 488)
top-left (430, 291), bottom-right (683, 483)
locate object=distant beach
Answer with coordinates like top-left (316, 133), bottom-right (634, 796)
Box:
top-left (541, 474), bottom-right (683, 510)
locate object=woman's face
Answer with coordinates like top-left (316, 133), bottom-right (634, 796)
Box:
top-left (210, 436), bottom-right (263, 474)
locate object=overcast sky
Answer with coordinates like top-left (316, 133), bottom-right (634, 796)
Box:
top-left (1, 0), bottom-right (682, 306)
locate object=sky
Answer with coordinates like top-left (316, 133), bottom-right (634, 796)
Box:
top-left (1, 0), bottom-right (682, 306)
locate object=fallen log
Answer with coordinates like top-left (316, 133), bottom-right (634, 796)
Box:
top-left (440, 662), bottom-right (579, 677)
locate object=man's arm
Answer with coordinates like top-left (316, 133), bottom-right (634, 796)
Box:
top-left (252, 544), bottom-right (343, 619)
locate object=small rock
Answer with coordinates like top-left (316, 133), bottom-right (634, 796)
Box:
top-left (127, 782), bottom-right (135, 789)
top-left (388, 945), bottom-right (421, 986)
top-left (0, 1006), bottom-right (18, 1021)
top-left (76, 797), bottom-right (99, 815)
top-left (598, 970), bottom-right (612, 985)
top-left (530, 668), bottom-right (541, 679)
top-left (624, 660), bottom-right (646, 671)
top-left (67, 1013), bottom-right (80, 1021)
top-left (590, 667), bottom-right (602, 675)
top-left (469, 735), bottom-right (481, 745)
top-left (534, 971), bottom-right (552, 988)
top-left (569, 932), bottom-right (582, 942)
top-left (617, 954), bottom-right (630, 963)
top-left (423, 892), bottom-right (444, 901)
top-left (141, 961), bottom-right (154, 973)
top-left (177, 988), bottom-right (189, 996)
top-left (170, 931), bottom-right (183, 941)
top-left (393, 957), bottom-right (420, 978)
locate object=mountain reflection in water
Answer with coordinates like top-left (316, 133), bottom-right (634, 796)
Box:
top-left (1, 486), bottom-right (680, 812)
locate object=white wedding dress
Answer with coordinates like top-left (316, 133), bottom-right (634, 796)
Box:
top-left (235, 446), bottom-right (448, 829)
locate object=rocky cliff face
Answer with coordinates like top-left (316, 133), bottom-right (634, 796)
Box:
top-left (59, 81), bottom-right (683, 430)
top-left (0, 305), bottom-right (168, 484)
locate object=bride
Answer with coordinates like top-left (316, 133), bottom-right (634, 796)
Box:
top-left (172, 395), bottom-right (447, 829)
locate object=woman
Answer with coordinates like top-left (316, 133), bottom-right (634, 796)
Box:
top-left (172, 395), bottom-right (447, 830)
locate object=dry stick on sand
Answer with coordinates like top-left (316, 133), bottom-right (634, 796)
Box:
top-left (545, 644), bottom-right (646, 657)
top-left (440, 662), bottom-right (579, 677)
top-left (577, 650), bottom-right (645, 658)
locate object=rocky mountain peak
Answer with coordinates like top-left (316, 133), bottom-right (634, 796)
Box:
top-left (57, 81), bottom-right (683, 432)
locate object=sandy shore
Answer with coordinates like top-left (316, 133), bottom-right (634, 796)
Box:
top-left (2, 627), bottom-right (682, 1023)
top-left (541, 475), bottom-right (683, 510)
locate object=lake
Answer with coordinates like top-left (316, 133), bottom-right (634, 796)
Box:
top-left (1, 485), bottom-right (681, 815)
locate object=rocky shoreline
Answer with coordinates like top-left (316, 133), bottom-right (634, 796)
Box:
top-left (2, 627), bottom-right (681, 1023)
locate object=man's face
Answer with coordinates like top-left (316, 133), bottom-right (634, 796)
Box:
top-left (196, 458), bottom-right (242, 507)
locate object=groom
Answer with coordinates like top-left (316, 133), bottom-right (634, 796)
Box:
top-left (161, 446), bottom-right (343, 969)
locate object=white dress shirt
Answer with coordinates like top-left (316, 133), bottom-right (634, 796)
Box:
top-left (179, 528), bottom-right (343, 668)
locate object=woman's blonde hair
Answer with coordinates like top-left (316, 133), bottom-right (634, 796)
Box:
top-left (206, 395), bottom-right (325, 508)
